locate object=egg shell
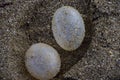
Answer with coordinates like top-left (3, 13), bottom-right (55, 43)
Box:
top-left (52, 6), bottom-right (85, 51)
top-left (25, 43), bottom-right (61, 80)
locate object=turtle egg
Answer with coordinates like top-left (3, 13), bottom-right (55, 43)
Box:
top-left (25, 43), bottom-right (61, 80)
top-left (52, 6), bottom-right (85, 51)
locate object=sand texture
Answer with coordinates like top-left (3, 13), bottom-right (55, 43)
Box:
top-left (0, 0), bottom-right (120, 80)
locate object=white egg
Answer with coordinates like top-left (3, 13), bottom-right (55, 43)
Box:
top-left (25, 43), bottom-right (61, 80)
top-left (52, 6), bottom-right (85, 51)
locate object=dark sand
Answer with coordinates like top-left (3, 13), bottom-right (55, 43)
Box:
top-left (0, 0), bottom-right (120, 80)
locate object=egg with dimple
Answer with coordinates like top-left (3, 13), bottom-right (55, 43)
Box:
top-left (52, 6), bottom-right (85, 51)
top-left (25, 43), bottom-right (61, 80)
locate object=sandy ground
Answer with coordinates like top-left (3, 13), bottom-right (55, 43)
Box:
top-left (0, 0), bottom-right (120, 80)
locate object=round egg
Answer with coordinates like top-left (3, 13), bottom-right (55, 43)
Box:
top-left (52, 6), bottom-right (85, 51)
top-left (25, 43), bottom-right (61, 80)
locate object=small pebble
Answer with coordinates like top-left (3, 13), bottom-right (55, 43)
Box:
top-left (52, 6), bottom-right (85, 51)
top-left (25, 43), bottom-right (61, 80)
